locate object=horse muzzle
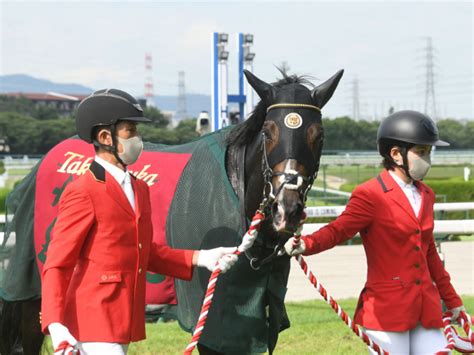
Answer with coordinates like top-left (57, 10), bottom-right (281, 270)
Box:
top-left (271, 195), bottom-right (304, 234)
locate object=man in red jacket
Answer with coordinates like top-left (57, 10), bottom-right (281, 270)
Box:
top-left (41, 89), bottom-right (238, 355)
top-left (285, 111), bottom-right (464, 354)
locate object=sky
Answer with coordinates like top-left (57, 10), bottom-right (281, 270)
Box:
top-left (0, 0), bottom-right (473, 119)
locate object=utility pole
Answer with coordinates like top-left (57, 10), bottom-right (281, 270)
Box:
top-left (423, 37), bottom-right (437, 119)
top-left (352, 78), bottom-right (360, 120)
top-left (176, 71), bottom-right (187, 121)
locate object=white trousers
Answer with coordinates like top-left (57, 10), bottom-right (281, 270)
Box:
top-left (76, 342), bottom-right (129, 355)
top-left (366, 324), bottom-right (449, 355)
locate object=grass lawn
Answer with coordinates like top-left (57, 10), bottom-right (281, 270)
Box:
top-left (127, 296), bottom-right (474, 354)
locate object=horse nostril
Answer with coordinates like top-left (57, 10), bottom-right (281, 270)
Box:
top-left (288, 202), bottom-right (304, 223)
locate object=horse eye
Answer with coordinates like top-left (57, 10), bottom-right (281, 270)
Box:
top-left (263, 131), bottom-right (273, 141)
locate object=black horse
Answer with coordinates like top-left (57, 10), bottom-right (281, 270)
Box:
top-left (0, 68), bottom-right (343, 354)
top-left (169, 68), bottom-right (343, 354)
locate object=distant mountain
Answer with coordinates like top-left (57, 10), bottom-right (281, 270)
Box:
top-left (152, 94), bottom-right (210, 118)
top-left (0, 74), bottom-right (94, 94)
top-left (0, 73), bottom-right (211, 118)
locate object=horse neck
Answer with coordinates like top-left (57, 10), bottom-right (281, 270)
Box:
top-left (243, 136), bottom-right (265, 219)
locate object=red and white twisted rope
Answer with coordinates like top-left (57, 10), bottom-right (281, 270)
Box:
top-left (184, 211), bottom-right (266, 354)
top-left (54, 341), bottom-right (80, 355)
top-left (436, 312), bottom-right (456, 354)
top-left (291, 215), bottom-right (388, 355)
top-left (459, 311), bottom-right (474, 343)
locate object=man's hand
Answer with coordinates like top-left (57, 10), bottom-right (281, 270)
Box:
top-left (48, 322), bottom-right (77, 353)
top-left (284, 237), bottom-right (306, 256)
top-left (449, 305), bottom-right (466, 322)
top-left (197, 247), bottom-right (238, 273)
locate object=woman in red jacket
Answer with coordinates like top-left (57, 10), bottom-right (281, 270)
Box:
top-left (285, 111), bottom-right (465, 354)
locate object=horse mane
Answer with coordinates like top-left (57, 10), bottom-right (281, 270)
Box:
top-left (226, 69), bottom-right (315, 147)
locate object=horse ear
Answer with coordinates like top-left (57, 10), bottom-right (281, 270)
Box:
top-left (311, 69), bottom-right (344, 109)
top-left (244, 70), bottom-right (275, 103)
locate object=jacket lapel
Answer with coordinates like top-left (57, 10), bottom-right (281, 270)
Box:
top-left (130, 176), bottom-right (142, 220)
top-left (105, 172), bottom-right (135, 218)
top-left (414, 181), bottom-right (430, 222)
top-left (379, 169), bottom-right (419, 225)
top-left (89, 160), bottom-right (137, 218)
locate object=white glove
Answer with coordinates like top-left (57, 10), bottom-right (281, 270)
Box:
top-left (197, 247), bottom-right (238, 273)
top-left (284, 237), bottom-right (306, 256)
top-left (449, 305), bottom-right (466, 322)
top-left (48, 322), bottom-right (77, 353)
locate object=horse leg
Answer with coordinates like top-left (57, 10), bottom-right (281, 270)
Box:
top-left (197, 343), bottom-right (224, 355)
top-left (21, 299), bottom-right (43, 355)
top-left (0, 300), bottom-right (23, 355)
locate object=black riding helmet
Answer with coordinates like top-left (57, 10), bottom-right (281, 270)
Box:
top-left (377, 110), bottom-right (449, 155)
top-left (377, 110), bottom-right (449, 177)
top-left (75, 88), bottom-right (151, 143)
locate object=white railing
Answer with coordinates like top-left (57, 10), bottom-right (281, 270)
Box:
top-left (0, 215), bottom-right (12, 224)
top-left (305, 202), bottom-right (474, 218)
top-left (303, 203), bottom-right (474, 235)
top-left (301, 220), bottom-right (474, 236)
top-left (1, 203), bottom-right (473, 248)
top-left (320, 151), bottom-right (474, 166)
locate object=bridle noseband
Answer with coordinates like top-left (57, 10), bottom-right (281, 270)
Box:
top-left (260, 131), bottom-right (315, 207)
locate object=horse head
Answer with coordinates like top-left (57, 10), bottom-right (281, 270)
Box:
top-left (228, 69), bottom-right (343, 240)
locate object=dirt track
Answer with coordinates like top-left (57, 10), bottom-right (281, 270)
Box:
top-left (286, 241), bottom-right (474, 302)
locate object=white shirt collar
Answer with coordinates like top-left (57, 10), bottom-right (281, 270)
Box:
top-left (94, 155), bottom-right (129, 186)
top-left (389, 170), bottom-right (416, 190)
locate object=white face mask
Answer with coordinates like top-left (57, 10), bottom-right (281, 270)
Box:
top-left (407, 150), bottom-right (431, 181)
top-left (116, 136), bottom-right (143, 165)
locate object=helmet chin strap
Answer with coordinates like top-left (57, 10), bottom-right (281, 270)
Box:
top-left (92, 124), bottom-right (128, 167)
top-left (393, 147), bottom-right (413, 181)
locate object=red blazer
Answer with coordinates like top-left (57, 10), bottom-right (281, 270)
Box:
top-left (302, 169), bottom-right (462, 331)
top-left (41, 161), bottom-right (195, 343)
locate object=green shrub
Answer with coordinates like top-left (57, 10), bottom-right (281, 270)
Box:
top-left (0, 187), bottom-right (11, 213)
top-left (424, 179), bottom-right (474, 202)
top-left (341, 178), bottom-right (474, 202)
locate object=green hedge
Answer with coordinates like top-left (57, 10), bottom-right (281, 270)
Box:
top-left (341, 178), bottom-right (473, 202)
top-left (0, 187), bottom-right (10, 213)
top-left (424, 179), bottom-right (474, 202)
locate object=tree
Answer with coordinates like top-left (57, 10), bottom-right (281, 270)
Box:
top-left (0, 95), bottom-right (60, 120)
top-left (0, 95), bottom-right (36, 116)
top-left (143, 106), bottom-right (169, 128)
top-left (34, 105), bottom-right (60, 120)
top-left (175, 119), bottom-right (199, 144)
top-left (0, 112), bottom-right (41, 153)
top-left (37, 118), bottom-right (76, 152)
top-left (436, 119), bottom-right (465, 149)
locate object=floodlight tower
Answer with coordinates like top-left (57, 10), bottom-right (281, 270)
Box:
top-left (212, 32), bottom-right (256, 132)
top-left (239, 33), bottom-right (256, 120)
top-left (212, 33), bottom-right (230, 131)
